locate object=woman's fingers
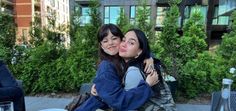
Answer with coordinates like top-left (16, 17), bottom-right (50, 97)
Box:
top-left (91, 84), bottom-right (98, 96)
top-left (145, 64), bottom-right (155, 74)
top-left (146, 71), bottom-right (159, 86)
top-left (144, 57), bottom-right (154, 73)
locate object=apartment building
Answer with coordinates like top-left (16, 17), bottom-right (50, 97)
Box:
top-left (13, 0), bottom-right (70, 46)
top-left (41, 0), bottom-right (70, 47)
top-left (218, 0), bottom-right (236, 16)
top-left (14, 0), bottom-right (38, 44)
top-left (74, 0), bottom-right (235, 47)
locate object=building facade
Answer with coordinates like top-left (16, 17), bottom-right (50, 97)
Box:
top-left (41, 0), bottom-right (70, 47)
top-left (14, 0), bottom-right (39, 44)
top-left (74, 0), bottom-right (235, 48)
top-left (6, 0), bottom-right (71, 46)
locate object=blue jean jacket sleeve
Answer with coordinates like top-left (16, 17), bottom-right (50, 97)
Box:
top-left (94, 60), bottom-right (153, 111)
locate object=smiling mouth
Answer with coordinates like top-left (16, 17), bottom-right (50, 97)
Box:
top-left (108, 46), bottom-right (116, 51)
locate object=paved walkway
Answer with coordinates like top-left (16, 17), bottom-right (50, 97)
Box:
top-left (25, 96), bottom-right (211, 111)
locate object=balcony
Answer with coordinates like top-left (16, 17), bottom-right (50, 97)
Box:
top-left (219, 0), bottom-right (236, 16)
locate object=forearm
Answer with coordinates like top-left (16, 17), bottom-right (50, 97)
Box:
top-left (95, 78), bottom-right (153, 111)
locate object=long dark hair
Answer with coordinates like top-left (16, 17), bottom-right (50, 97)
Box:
top-left (97, 24), bottom-right (124, 78)
top-left (125, 29), bottom-right (164, 97)
top-left (125, 29), bottom-right (151, 69)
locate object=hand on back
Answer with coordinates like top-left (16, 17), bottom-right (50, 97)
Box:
top-left (143, 57), bottom-right (154, 74)
top-left (146, 71), bottom-right (159, 87)
top-left (91, 84), bottom-right (98, 96)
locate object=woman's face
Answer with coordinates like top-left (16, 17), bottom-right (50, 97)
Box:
top-left (100, 30), bottom-right (121, 56)
top-left (119, 31), bottom-right (142, 62)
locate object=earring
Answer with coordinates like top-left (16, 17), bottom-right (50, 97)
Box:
top-left (135, 51), bottom-right (142, 58)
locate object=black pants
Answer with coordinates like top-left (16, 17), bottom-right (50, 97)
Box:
top-left (0, 87), bottom-right (26, 111)
top-left (0, 60), bottom-right (26, 111)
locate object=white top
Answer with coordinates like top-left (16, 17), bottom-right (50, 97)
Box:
top-left (124, 66), bottom-right (144, 91)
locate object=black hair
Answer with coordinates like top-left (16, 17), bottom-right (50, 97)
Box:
top-left (125, 29), bottom-right (164, 97)
top-left (125, 28), bottom-right (151, 68)
top-left (97, 24), bottom-right (124, 78)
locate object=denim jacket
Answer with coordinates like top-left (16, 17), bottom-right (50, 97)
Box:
top-left (75, 60), bottom-right (153, 111)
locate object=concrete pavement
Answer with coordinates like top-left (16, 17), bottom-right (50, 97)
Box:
top-left (25, 97), bottom-right (72, 111)
top-left (25, 96), bottom-right (211, 111)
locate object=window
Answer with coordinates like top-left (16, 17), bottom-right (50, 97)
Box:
top-left (130, 6), bottom-right (136, 24)
top-left (50, 0), bottom-right (55, 7)
top-left (156, 7), bottom-right (168, 27)
top-left (219, 0), bottom-right (236, 15)
top-left (104, 6), bottom-right (121, 24)
top-left (80, 7), bottom-right (91, 26)
top-left (184, 6), bottom-right (208, 23)
top-left (129, 6), bottom-right (151, 25)
top-left (212, 6), bottom-right (229, 25)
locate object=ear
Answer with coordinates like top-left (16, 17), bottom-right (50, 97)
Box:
top-left (101, 45), bottom-right (105, 50)
top-left (100, 43), bottom-right (105, 50)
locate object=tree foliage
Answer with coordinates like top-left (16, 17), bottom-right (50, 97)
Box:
top-left (216, 10), bottom-right (236, 88)
top-left (6, 0), bottom-right (236, 97)
top-left (159, 2), bottom-right (180, 79)
top-left (117, 8), bottom-right (131, 33)
top-left (178, 7), bottom-right (207, 64)
top-left (217, 11), bottom-right (236, 62)
top-left (29, 16), bottom-right (44, 46)
top-left (10, 0), bottom-right (102, 93)
top-left (180, 52), bottom-right (224, 98)
top-left (0, 13), bottom-right (16, 62)
top-left (135, 0), bottom-right (154, 39)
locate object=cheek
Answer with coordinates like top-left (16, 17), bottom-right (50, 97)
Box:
top-left (127, 46), bottom-right (139, 56)
top-left (114, 40), bottom-right (121, 48)
top-left (101, 43), bottom-right (107, 49)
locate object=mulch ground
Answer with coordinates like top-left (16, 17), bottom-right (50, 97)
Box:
top-left (175, 93), bottom-right (211, 105)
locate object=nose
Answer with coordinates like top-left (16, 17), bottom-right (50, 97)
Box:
top-left (120, 41), bottom-right (126, 48)
top-left (108, 39), bottom-right (113, 45)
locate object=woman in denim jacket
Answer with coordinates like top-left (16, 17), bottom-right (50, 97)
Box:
top-left (75, 24), bottom-right (158, 111)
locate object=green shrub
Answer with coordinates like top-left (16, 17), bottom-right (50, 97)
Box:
top-left (0, 12), bottom-right (16, 62)
top-left (179, 52), bottom-right (225, 98)
top-left (216, 11), bottom-right (236, 89)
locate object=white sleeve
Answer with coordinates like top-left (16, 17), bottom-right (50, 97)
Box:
top-left (124, 67), bottom-right (144, 91)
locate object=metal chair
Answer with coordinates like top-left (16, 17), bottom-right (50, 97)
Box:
top-left (210, 91), bottom-right (236, 111)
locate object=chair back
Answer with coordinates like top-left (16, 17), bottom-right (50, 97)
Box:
top-left (210, 91), bottom-right (236, 111)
